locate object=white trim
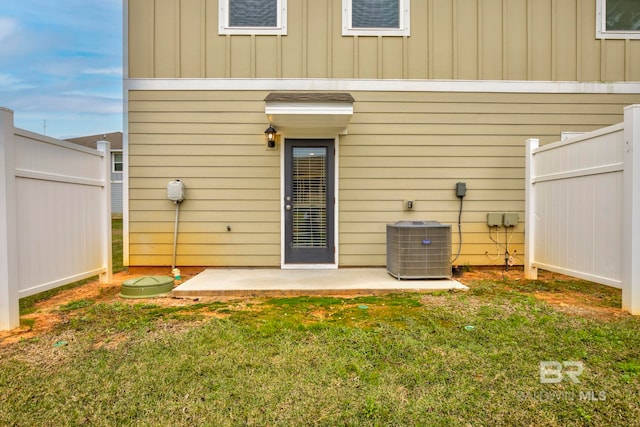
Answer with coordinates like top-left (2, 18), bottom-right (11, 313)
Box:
top-left (123, 0), bottom-right (130, 266)
top-left (123, 0), bottom-right (129, 80)
top-left (123, 95), bottom-right (129, 265)
top-left (124, 78), bottom-right (640, 94)
top-left (280, 137), bottom-right (285, 266)
top-left (266, 102), bottom-right (354, 115)
top-left (120, 0), bottom-right (130, 268)
top-left (342, 0), bottom-right (410, 37)
top-left (596, 0), bottom-right (640, 40)
top-left (334, 135), bottom-right (340, 267)
top-left (219, 0), bottom-right (287, 35)
top-left (280, 134), bottom-right (340, 269)
top-left (266, 101), bottom-right (354, 133)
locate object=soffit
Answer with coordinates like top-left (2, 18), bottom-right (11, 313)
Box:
top-left (264, 92), bottom-right (354, 134)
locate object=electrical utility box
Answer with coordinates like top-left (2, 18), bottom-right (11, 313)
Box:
top-left (487, 212), bottom-right (503, 227)
top-left (503, 212), bottom-right (519, 227)
top-left (167, 180), bottom-right (185, 203)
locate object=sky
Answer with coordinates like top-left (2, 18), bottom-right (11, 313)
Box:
top-left (0, 0), bottom-right (122, 139)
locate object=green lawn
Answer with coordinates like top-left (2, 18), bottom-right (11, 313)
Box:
top-left (2, 275), bottom-right (640, 426)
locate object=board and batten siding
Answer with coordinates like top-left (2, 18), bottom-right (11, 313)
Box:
top-left (128, 89), bottom-right (637, 266)
top-left (127, 0), bottom-right (640, 82)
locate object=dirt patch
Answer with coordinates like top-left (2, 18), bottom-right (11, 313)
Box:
top-left (0, 267), bottom-right (204, 346)
top-left (532, 291), bottom-right (626, 320)
top-left (456, 266), bottom-right (626, 320)
top-left (0, 267), bottom-right (627, 345)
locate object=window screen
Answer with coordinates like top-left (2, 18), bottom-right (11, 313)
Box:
top-left (352, 0), bottom-right (400, 29)
top-left (229, 0), bottom-right (277, 28)
top-left (606, 0), bottom-right (640, 31)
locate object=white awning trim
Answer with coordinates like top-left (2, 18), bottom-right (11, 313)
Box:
top-left (265, 94), bottom-right (354, 135)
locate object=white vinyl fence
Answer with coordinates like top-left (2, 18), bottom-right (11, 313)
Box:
top-left (1, 108), bottom-right (112, 330)
top-left (525, 104), bottom-right (640, 314)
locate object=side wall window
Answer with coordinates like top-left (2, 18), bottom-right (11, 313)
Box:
top-left (219, 0), bottom-right (287, 35)
top-left (342, 0), bottom-right (410, 36)
top-left (596, 0), bottom-right (640, 39)
top-left (112, 152), bottom-right (123, 173)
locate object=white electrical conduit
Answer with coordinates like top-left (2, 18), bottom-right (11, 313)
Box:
top-left (172, 201), bottom-right (181, 270)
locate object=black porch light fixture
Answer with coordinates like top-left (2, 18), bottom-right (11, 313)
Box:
top-left (264, 124), bottom-right (278, 148)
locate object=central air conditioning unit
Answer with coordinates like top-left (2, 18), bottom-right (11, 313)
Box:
top-left (386, 221), bottom-right (452, 279)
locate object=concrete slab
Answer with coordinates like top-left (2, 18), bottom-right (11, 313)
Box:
top-left (172, 268), bottom-right (468, 297)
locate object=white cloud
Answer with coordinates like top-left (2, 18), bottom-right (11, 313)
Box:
top-left (0, 17), bottom-right (19, 43)
top-left (0, 73), bottom-right (34, 90)
top-left (82, 67), bottom-right (122, 76)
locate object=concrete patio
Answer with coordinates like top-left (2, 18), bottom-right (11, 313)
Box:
top-left (172, 268), bottom-right (468, 297)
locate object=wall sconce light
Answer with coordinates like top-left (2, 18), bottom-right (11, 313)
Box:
top-left (264, 124), bottom-right (278, 148)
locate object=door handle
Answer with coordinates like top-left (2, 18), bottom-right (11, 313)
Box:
top-left (285, 204), bottom-right (292, 211)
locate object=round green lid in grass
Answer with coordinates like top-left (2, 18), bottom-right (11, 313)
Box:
top-left (119, 276), bottom-right (175, 299)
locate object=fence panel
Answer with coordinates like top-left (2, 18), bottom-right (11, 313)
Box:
top-left (526, 105), bottom-right (640, 314)
top-left (0, 108), bottom-right (112, 330)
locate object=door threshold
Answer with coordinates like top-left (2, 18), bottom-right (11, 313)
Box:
top-left (281, 264), bottom-right (338, 270)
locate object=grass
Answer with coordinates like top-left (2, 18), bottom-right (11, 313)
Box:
top-left (5, 220), bottom-right (640, 425)
top-left (2, 277), bottom-right (640, 426)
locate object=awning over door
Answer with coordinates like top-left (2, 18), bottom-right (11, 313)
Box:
top-left (264, 93), bottom-right (354, 135)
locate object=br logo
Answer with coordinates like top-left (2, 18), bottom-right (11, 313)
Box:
top-left (539, 361), bottom-right (584, 384)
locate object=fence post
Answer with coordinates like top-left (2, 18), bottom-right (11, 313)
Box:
top-left (97, 141), bottom-right (113, 285)
top-left (0, 108), bottom-right (19, 330)
top-left (524, 138), bottom-right (539, 280)
top-left (623, 105), bottom-right (640, 315)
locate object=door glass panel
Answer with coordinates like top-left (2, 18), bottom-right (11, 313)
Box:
top-left (292, 147), bottom-right (327, 248)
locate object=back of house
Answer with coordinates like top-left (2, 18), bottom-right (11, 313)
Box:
top-left (124, 0), bottom-right (640, 269)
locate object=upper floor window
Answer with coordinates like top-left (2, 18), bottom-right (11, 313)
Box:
top-left (342, 0), bottom-right (410, 36)
top-left (219, 0), bottom-right (287, 35)
top-left (596, 0), bottom-right (640, 39)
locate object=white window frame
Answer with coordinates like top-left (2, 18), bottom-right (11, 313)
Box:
top-left (596, 0), bottom-right (640, 40)
top-left (112, 152), bottom-right (123, 173)
top-left (342, 0), bottom-right (410, 37)
top-left (219, 0), bottom-right (287, 35)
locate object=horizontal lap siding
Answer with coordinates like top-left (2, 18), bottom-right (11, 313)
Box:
top-left (128, 90), bottom-right (281, 266)
top-left (338, 91), bottom-right (635, 266)
top-left (128, 90), bottom-right (635, 267)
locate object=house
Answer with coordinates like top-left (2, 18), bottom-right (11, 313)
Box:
top-left (124, 0), bottom-right (640, 269)
top-left (66, 132), bottom-right (124, 216)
